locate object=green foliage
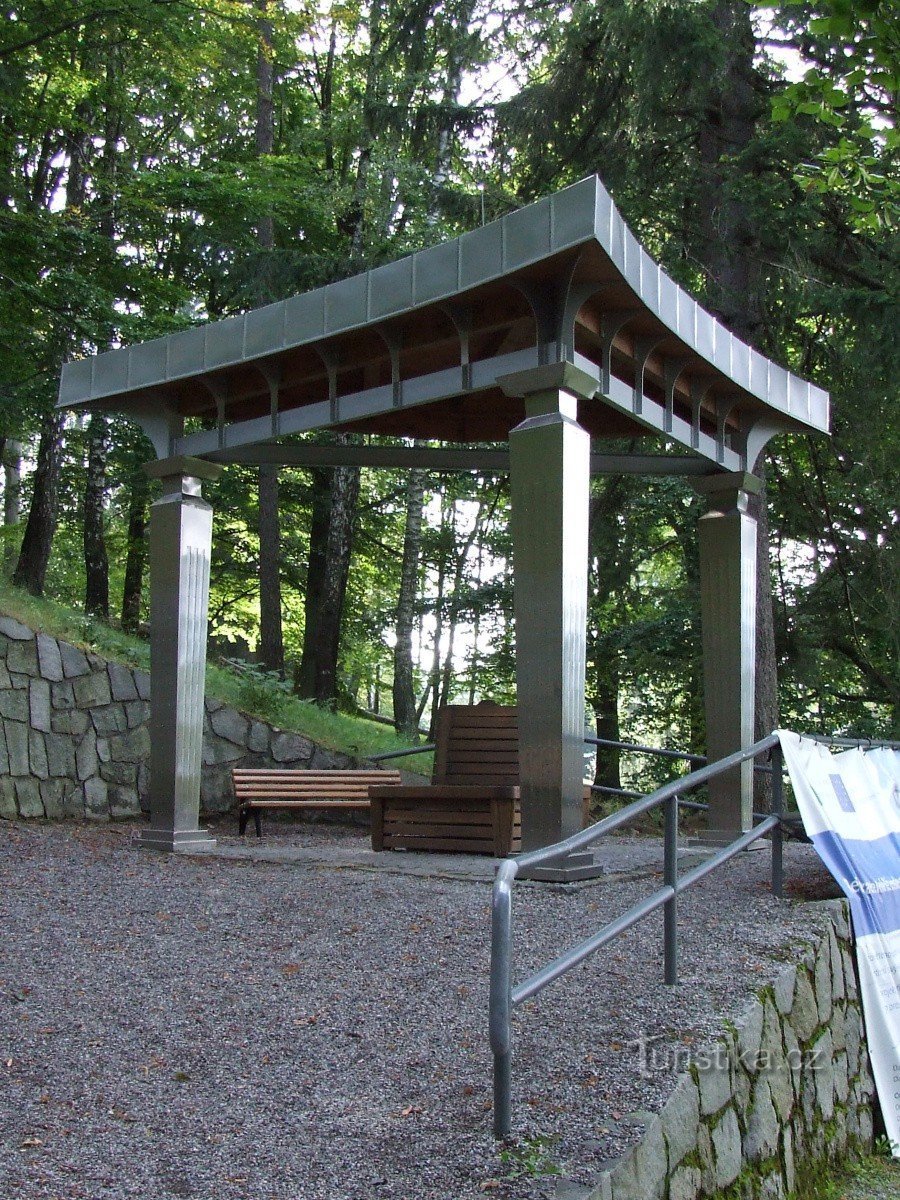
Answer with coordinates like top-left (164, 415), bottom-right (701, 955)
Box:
top-left (221, 658), bottom-right (294, 725)
top-left (0, 0), bottom-right (895, 775)
top-left (498, 1134), bottom-right (561, 1180)
top-left (768, 1), bottom-right (898, 231)
top-left (494, 0), bottom-right (898, 745)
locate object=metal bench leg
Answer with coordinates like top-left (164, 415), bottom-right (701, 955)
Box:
top-left (239, 806), bottom-right (248, 836)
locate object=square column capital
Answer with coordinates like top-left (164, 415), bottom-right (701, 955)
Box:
top-left (497, 362), bottom-right (599, 404)
top-left (144, 455), bottom-right (223, 498)
top-left (695, 470), bottom-right (763, 515)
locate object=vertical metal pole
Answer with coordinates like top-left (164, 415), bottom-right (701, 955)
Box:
top-left (664, 794), bottom-right (679, 985)
top-left (771, 740), bottom-right (784, 899)
top-left (490, 868), bottom-right (515, 1138)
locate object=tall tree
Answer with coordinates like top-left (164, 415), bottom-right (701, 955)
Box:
top-left (693, 0), bottom-right (778, 796)
top-left (13, 409), bottom-right (64, 595)
top-left (120, 465), bottom-right (149, 633)
top-left (296, 449), bottom-right (361, 705)
top-left (497, 0), bottom-right (899, 747)
top-left (393, 468), bottom-right (426, 738)
top-left (2, 439), bottom-right (22, 568)
top-left (82, 412), bottom-right (109, 616)
top-left (254, 0), bottom-right (285, 674)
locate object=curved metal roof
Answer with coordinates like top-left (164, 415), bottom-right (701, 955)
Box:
top-left (58, 175), bottom-right (828, 471)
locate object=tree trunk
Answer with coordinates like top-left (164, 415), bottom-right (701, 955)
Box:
top-left (120, 466), bottom-right (149, 633)
top-left (438, 611), bottom-right (459, 712)
top-left (3, 438), bottom-right (22, 569)
top-left (258, 462), bottom-right (284, 673)
top-left (696, 0), bottom-right (765, 342)
top-left (255, 0), bottom-right (275, 257)
top-left (253, 0), bottom-right (284, 673)
top-left (695, 0), bottom-right (776, 796)
top-left (296, 448), bottom-right (361, 705)
top-left (12, 53), bottom-right (93, 598)
top-left (592, 659), bottom-right (622, 791)
top-left (83, 412), bottom-right (110, 617)
top-left (13, 409), bottom-right (64, 596)
top-left (296, 468), bottom-right (331, 698)
top-left (312, 461), bottom-right (361, 704)
top-left (422, 552), bottom-right (446, 738)
top-left (341, 0), bottom-right (384, 253)
top-left (429, 0), bottom-right (477, 222)
top-left (438, 495), bottom-right (489, 710)
top-left (467, 536), bottom-right (484, 704)
top-left (393, 468), bottom-right (425, 738)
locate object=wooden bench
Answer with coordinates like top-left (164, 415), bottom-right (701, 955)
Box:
top-left (234, 769), bottom-right (402, 837)
top-left (369, 703), bottom-right (591, 856)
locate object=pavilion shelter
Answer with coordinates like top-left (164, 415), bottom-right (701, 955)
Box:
top-left (58, 176), bottom-right (829, 868)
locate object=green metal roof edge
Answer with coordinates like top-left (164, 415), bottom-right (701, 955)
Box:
top-left (58, 175), bottom-right (829, 435)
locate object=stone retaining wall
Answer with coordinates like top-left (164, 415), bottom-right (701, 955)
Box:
top-left (0, 616), bottom-right (371, 822)
top-left (593, 900), bottom-right (874, 1200)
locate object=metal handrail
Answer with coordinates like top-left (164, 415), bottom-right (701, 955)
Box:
top-left (490, 733), bottom-right (784, 1138)
top-left (586, 735), bottom-right (708, 766)
top-left (588, 734), bottom-right (776, 775)
top-left (368, 729), bottom-right (897, 770)
top-left (809, 733), bottom-right (900, 750)
top-left (368, 743), bottom-right (436, 762)
top-left (590, 779), bottom-right (805, 828)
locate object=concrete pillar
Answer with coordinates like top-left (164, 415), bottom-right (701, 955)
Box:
top-left (500, 363), bottom-right (594, 858)
top-left (134, 456), bottom-right (222, 852)
top-left (696, 471), bottom-right (762, 841)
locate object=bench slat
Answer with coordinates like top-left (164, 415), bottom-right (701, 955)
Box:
top-left (246, 799), bottom-right (372, 810)
top-left (233, 768), bottom-right (403, 836)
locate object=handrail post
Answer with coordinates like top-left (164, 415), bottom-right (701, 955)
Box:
top-left (490, 867), bottom-right (516, 1138)
top-left (771, 740), bottom-right (784, 899)
top-left (484, 734), bottom-right (780, 1136)
top-left (663, 793), bottom-right (678, 985)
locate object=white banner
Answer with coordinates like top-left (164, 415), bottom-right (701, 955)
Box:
top-left (778, 730), bottom-right (900, 1155)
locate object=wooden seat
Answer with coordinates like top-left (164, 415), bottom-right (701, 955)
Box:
top-left (370, 703), bottom-right (590, 856)
top-left (233, 769), bottom-right (402, 837)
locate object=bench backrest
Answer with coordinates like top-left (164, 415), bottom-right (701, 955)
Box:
top-left (232, 769), bottom-right (401, 801)
top-left (433, 703), bottom-right (519, 787)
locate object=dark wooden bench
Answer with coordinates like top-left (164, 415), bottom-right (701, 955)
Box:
top-left (369, 703), bottom-right (590, 856)
top-left (234, 769), bottom-right (402, 837)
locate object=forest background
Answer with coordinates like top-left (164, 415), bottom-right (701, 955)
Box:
top-left (0, 0), bottom-right (896, 795)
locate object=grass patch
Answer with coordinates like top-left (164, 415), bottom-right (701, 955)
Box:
top-left (0, 583), bottom-right (433, 774)
top-left (816, 1152), bottom-right (899, 1199)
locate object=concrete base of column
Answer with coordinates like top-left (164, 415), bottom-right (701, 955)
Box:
top-left (518, 851), bottom-right (605, 883)
top-left (133, 827), bottom-right (217, 853)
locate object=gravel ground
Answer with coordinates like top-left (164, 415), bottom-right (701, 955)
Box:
top-left (0, 819), bottom-right (840, 1200)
